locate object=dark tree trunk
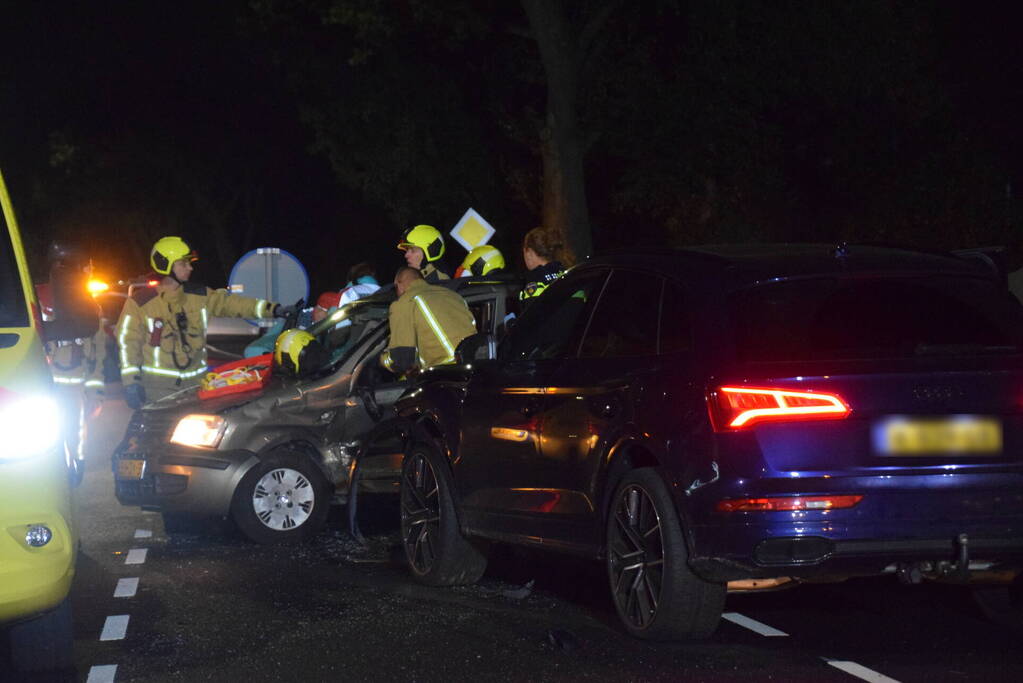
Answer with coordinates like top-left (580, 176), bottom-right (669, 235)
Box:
top-left (521, 0), bottom-right (593, 263)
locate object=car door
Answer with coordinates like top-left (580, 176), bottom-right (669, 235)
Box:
top-left (456, 269), bottom-right (610, 538)
top-left (536, 269), bottom-right (665, 547)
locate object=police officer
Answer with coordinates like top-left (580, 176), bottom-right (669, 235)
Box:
top-left (116, 236), bottom-right (290, 408)
top-left (520, 226), bottom-right (566, 303)
top-left (397, 224), bottom-right (451, 283)
top-left (380, 267), bottom-right (476, 374)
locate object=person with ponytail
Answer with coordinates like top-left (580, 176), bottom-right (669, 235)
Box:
top-left (519, 227), bottom-right (567, 304)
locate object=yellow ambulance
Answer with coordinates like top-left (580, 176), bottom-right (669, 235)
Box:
top-left (0, 167), bottom-right (79, 672)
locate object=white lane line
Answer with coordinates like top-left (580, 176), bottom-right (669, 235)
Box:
top-left (721, 612), bottom-right (789, 637)
top-left (825, 659), bottom-right (901, 683)
top-left (86, 664), bottom-right (118, 683)
top-left (134, 528), bottom-right (152, 539)
top-left (125, 547), bottom-right (148, 564)
top-left (114, 577), bottom-right (139, 598)
top-left (100, 614), bottom-right (130, 641)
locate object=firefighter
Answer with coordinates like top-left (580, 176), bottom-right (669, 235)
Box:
top-left (397, 224), bottom-right (451, 283)
top-left (39, 242), bottom-right (106, 466)
top-left (117, 236), bottom-right (291, 408)
top-left (380, 267), bottom-right (476, 374)
top-left (455, 244), bottom-right (506, 278)
top-left (520, 226), bottom-right (566, 303)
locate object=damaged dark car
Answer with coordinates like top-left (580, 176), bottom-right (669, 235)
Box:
top-left (112, 278), bottom-right (520, 543)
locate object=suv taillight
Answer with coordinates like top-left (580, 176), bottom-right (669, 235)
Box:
top-left (707, 385), bottom-right (851, 431)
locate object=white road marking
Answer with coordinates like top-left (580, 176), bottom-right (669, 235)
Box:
top-left (125, 547), bottom-right (148, 564)
top-left (86, 664), bottom-right (118, 683)
top-left (100, 614), bottom-right (130, 641)
top-left (114, 577), bottom-right (139, 598)
top-left (825, 659), bottom-right (901, 683)
top-left (722, 612), bottom-right (789, 637)
top-left (134, 528), bottom-right (152, 539)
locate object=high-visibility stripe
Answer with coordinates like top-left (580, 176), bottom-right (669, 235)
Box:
top-left (201, 307), bottom-right (208, 331)
top-left (141, 365), bottom-right (208, 379)
top-left (255, 300), bottom-right (267, 318)
top-left (118, 314), bottom-right (134, 369)
top-left (85, 379), bottom-right (105, 388)
top-left (53, 376), bottom-right (85, 385)
top-left (121, 367), bottom-right (141, 378)
top-left (381, 351), bottom-right (393, 370)
top-left (413, 295), bottom-right (455, 364)
top-left (146, 317), bottom-right (154, 333)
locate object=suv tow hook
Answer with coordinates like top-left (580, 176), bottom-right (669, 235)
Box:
top-left (955, 533), bottom-right (970, 581)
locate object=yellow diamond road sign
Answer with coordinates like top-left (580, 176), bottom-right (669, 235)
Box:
top-left (450, 208), bottom-right (495, 252)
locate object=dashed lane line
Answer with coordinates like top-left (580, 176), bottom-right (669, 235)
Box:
top-left (125, 547), bottom-right (148, 564)
top-left (114, 577), bottom-right (139, 598)
top-left (134, 528), bottom-right (152, 539)
top-left (824, 659), bottom-right (901, 683)
top-left (86, 664), bottom-right (118, 683)
top-left (100, 614), bottom-right (130, 641)
top-left (721, 612), bottom-right (789, 637)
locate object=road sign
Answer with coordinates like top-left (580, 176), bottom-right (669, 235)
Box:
top-left (228, 248), bottom-right (309, 308)
top-left (449, 208), bottom-right (495, 252)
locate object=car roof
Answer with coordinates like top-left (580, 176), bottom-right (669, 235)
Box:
top-left (580, 243), bottom-right (996, 289)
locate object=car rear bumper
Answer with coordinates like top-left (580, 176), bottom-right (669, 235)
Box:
top-left (114, 447), bottom-right (258, 516)
top-left (682, 472), bottom-right (1023, 582)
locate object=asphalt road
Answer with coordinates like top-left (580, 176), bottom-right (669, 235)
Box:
top-left (5, 395), bottom-right (1023, 682)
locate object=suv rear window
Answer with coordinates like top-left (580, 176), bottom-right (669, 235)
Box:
top-left (732, 276), bottom-right (1023, 362)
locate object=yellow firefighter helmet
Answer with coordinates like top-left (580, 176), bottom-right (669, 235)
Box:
top-left (397, 224), bottom-right (445, 262)
top-left (150, 236), bottom-right (197, 275)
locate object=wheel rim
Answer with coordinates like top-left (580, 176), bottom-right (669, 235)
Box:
top-left (608, 483), bottom-right (665, 631)
top-left (400, 452), bottom-right (441, 575)
top-left (251, 467), bottom-right (316, 531)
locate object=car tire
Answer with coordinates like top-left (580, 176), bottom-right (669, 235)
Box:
top-left (972, 575), bottom-right (1023, 629)
top-left (8, 596), bottom-right (73, 672)
top-left (231, 449), bottom-right (331, 544)
top-left (606, 468), bottom-right (725, 640)
top-left (400, 442), bottom-right (487, 586)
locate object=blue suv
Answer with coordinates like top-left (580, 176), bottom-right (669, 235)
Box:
top-left (393, 244), bottom-right (1023, 640)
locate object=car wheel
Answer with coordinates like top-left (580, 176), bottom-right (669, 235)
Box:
top-left (231, 449), bottom-right (331, 544)
top-left (8, 596), bottom-right (73, 672)
top-left (973, 575), bottom-right (1023, 629)
top-left (400, 442), bottom-right (487, 586)
top-left (606, 468), bottom-right (725, 640)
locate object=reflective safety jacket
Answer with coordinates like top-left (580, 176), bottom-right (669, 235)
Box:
top-left (46, 324), bottom-right (108, 399)
top-left (520, 261), bottom-right (565, 302)
top-left (380, 279), bottom-right (476, 374)
top-left (116, 282), bottom-right (275, 395)
top-left (421, 262), bottom-right (450, 284)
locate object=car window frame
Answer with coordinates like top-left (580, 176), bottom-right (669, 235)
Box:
top-left (498, 267), bottom-right (611, 363)
top-left (575, 267), bottom-right (662, 360)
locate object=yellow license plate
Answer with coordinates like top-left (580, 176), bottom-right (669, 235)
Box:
top-left (117, 459), bottom-right (145, 479)
top-left (875, 416), bottom-right (1002, 455)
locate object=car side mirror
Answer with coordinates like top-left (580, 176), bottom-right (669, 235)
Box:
top-left (43, 265), bottom-right (100, 342)
top-left (455, 332), bottom-right (497, 364)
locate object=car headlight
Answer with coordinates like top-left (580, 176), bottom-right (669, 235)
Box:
top-left (170, 414), bottom-right (227, 449)
top-left (0, 394), bottom-right (61, 461)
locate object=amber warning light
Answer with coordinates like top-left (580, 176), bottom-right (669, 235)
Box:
top-left (708, 386), bottom-right (851, 431)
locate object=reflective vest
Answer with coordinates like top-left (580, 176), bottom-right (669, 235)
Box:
top-left (381, 279), bottom-right (476, 373)
top-left (116, 282), bottom-right (274, 391)
top-left (520, 261), bottom-right (565, 301)
top-left (46, 325), bottom-right (107, 398)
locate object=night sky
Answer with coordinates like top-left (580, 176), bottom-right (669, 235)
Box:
top-left (2, 1), bottom-right (1022, 294)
